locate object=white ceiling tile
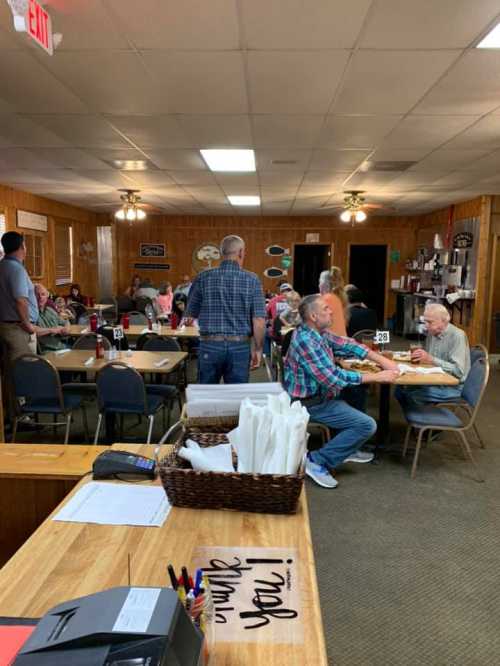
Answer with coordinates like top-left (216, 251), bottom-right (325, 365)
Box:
top-left (382, 171), bottom-right (450, 192)
top-left (0, 116), bottom-right (69, 147)
top-left (215, 173), bottom-right (259, 187)
top-left (25, 115), bottom-right (131, 149)
top-left (318, 115), bottom-right (401, 150)
top-left (297, 172), bottom-right (350, 196)
top-left (252, 115), bottom-right (324, 148)
top-left (0, 51), bottom-right (87, 113)
top-left (86, 148), bottom-right (147, 164)
top-left (454, 151), bottom-right (500, 174)
top-left (45, 52), bottom-right (164, 115)
top-left (309, 149), bottom-right (369, 171)
top-left (0, 148), bottom-right (59, 169)
top-left (333, 51), bottom-right (459, 115)
top-left (344, 171), bottom-right (407, 190)
top-left (261, 187), bottom-right (300, 200)
top-left (381, 115), bottom-right (480, 150)
top-left (444, 115), bottom-right (500, 150)
top-left (409, 149), bottom-right (490, 171)
top-left (53, 0), bottom-right (129, 50)
top-left (256, 149), bottom-right (312, 171)
top-left (414, 51), bottom-right (500, 116)
top-left (419, 172), bottom-right (479, 191)
top-left (248, 51), bottom-right (349, 114)
top-left (168, 171), bottom-right (217, 186)
top-left (28, 148), bottom-right (110, 169)
top-left (259, 172), bottom-right (304, 188)
top-left (146, 150), bottom-right (207, 170)
top-left (121, 171), bottom-right (176, 188)
top-left (142, 52), bottom-right (248, 114)
top-left (106, 0), bottom-right (239, 49)
top-left (241, 0), bottom-right (371, 49)
top-left (177, 115), bottom-right (253, 149)
top-left (105, 116), bottom-right (194, 149)
top-left (71, 170), bottom-right (139, 188)
top-left (183, 185), bottom-right (228, 203)
top-left (369, 147), bottom-right (431, 162)
top-left (360, 0), bottom-right (500, 49)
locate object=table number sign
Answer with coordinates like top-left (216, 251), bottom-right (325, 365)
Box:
top-left (374, 330), bottom-right (390, 346)
top-left (113, 326), bottom-right (124, 340)
top-left (192, 546), bottom-right (302, 644)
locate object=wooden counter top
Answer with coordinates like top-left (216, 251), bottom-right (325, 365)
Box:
top-left (0, 444), bottom-right (327, 665)
top-left (0, 444), bottom-right (108, 480)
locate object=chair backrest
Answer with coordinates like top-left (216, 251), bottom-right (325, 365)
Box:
top-left (135, 297), bottom-right (153, 314)
top-left (281, 329), bottom-right (294, 358)
top-left (96, 362), bottom-right (147, 412)
top-left (73, 333), bottom-right (112, 350)
top-left (352, 328), bottom-right (376, 342)
top-left (136, 332), bottom-right (159, 350)
top-left (117, 295), bottom-right (134, 312)
top-left (97, 325), bottom-right (129, 351)
top-left (12, 354), bottom-right (63, 410)
top-left (76, 314), bottom-right (89, 326)
top-left (470, 344), bottom-right (488, 366)
top-left (461, 357), bottom-right (489, 420)
top-left (128, 311), bottom-right (148, 325)
top-left (143, 336), bottom-right (181, 353)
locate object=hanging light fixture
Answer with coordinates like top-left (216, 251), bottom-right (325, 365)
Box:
top-left (339, 191), bottom-right (367, 225)
top-left (114, 189), bottom-right (147, 222)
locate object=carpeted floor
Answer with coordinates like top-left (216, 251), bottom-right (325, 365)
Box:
top-left (308, 364), bottom-right (500, 666)
top-left (8, 353), bottom-right (500, 664)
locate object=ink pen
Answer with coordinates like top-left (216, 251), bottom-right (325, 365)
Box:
top-left (193, 568), bottom-right (203, 596)
top-left (181, 566), bottom-right (191, 594)
top-left (167, 564), bottom-right (178, 590)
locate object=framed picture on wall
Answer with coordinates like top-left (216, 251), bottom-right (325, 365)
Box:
top-left (17, 210), bottom-right (48, 232)
top-left (139, 243), bottom-right (166, 258)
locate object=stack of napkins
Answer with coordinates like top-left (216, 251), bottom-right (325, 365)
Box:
top-left (398, 363), bottom-right (444, 375)
top-left (228, 394), bottom-right (309, 475)
top-left (185, 383), bottom-right (284, 418)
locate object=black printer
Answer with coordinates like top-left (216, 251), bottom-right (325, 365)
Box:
top-left (14, 586), bottom-right (203, 666)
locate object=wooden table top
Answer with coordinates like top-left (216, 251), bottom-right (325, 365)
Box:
top-left (44, 349), bottom-right (187, 374)
top-left (340, 359), bottom-right (459, 386)
top-left (83, 303), bottom-right (114, 312)
top-left (0, 444), bottom-right (108, 480)
top-left (0, 443), bottom-right (327, 665)
top-left (67, 324), bottom-right (199, 339)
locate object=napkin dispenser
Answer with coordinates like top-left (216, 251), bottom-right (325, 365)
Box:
top-left (14, 586), bottom-right (203, 666)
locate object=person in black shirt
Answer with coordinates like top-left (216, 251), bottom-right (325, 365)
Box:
top-left (346, 288), bottom-right (378, 338)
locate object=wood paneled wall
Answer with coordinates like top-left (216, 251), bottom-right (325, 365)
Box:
top-left (0, 184), bottom-right (106, 296)
top-left (114, 214), bottom-right (422, 320)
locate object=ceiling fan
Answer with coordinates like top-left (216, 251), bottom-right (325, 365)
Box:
top-left (321, 190), bottom-right (392, 223)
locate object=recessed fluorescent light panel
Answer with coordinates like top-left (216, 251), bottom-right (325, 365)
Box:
top-left (200, 149), bottom-right (256, 172)
top-left (477, 23), bottom-right (500, 48)
top-left (228, 195), bottom-right (260, 206)
top-left (108, 159), bottom-right (156, 171)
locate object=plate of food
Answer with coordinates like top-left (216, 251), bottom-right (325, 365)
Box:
top-left (343, 359), bottom-right (381, 373)
top-left (393, 351), bottom-right (411, 362)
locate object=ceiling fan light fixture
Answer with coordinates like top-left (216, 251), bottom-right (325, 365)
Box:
top-left (114, 189), bottom-right (147, 223)
top-left (355, 210), bottom-right (367, 222)
top-left (115, 208), bottom-right (126, 220)
top-left (340, 210), bottom-right (351, 223)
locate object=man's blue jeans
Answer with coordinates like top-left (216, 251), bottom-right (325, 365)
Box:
top-left (395, 385), bottom-right (462, 409)
top-left (307, 399), bottom-right (377, 469)
top-left (198, 340), bottom-right (251, 384)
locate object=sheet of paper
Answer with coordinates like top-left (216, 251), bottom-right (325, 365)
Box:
top-left (52, 481), bottom-right (170, 527)
top-left (398, 363), bottom-right (445, 375)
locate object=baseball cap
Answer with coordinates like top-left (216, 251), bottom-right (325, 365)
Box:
top-left (279, 283), bottom-right (293, 292)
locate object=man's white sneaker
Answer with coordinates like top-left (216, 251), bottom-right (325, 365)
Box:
top-left (305, 456), bottom-right (338, 488)
top-left (344, 451), bottom-right (375, 464)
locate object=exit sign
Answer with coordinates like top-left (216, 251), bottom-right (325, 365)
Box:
top-left (26, 0), bottom-right (53, 55)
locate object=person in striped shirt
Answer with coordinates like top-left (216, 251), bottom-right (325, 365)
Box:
top-left (284, 294), bottom-right (399, 489)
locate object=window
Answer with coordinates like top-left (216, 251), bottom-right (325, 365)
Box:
top-left (55, 223), bottom-right (73, 285)
top-left (24, 233), bottom-right (44, 278)
top-left (0, 213), bottom-right (5, 258)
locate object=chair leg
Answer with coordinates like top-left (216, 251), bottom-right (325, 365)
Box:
top-left (402, 426), bottom-right (412, 458)
top-left (81, 404), bottom-right (90, 442)
top-left (473, 423), bottom-right (485, 449)
top-left (11, 417), bottom-right (18, 443)
top-left (458, 430), bottom-right (484, 483)
top-left (410, 429), bottom-right (426, 479)
top-left (94, 413), bottom-right (103, 445)
top-left (53, 413), bottom-right (57, 439)
top-left (146, 415), bottom-right (154, 444)
top-left (64, 413), bottom-right (72, 445)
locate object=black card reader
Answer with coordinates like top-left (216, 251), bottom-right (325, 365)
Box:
top-left (92, 450), bottom-right (156, 480)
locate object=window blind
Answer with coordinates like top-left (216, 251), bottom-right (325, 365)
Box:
top-left (55, 223), bottom-right (73, 285)
top-left (24, 233), bottom-right (44, 278)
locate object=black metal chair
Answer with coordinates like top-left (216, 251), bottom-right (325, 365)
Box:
top-left (94, 362), bottom-right (164, 444)
top-left (127, 311), bottom-right (148, 326)
top-left (11, 354), bottom-right (89, 444)
top-left (136, 332), bottom-right (159, 351)
top-left (352, 329), bottom-right (377, 343)
top-left (73, 333), bottom-right (111, 350)
top-left (97, 325), bottom-right (129, 351)
top-left (143, 336), bottom-right (184, 428)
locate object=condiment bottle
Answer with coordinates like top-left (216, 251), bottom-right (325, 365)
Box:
top-left (96, 334), bottom-right (104, 359)
top-left (90, 313), bottom-right (98, 332)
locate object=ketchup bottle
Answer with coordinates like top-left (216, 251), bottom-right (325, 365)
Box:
top-left (171, 312), bottom-right (178, 330)
top-left (96, 334), bottom-right (104, 359)
top-left (122, 313), bottom-right (130, 330)
top-left (90, 313), bottom-right (98, 332)
top-left (147, 313), bottom-right (153, 331)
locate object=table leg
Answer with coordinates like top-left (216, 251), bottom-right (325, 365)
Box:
top-left (376, 383), bottom-right (392, 453)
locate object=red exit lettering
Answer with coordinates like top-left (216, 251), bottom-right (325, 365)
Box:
top-left (26, 0), bottom-right (53, 55)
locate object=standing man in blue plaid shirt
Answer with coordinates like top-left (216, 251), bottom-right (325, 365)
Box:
top-left (285, 294), bottom-right (399, 489)
top-left (186, 235), bottom-right (266, 384)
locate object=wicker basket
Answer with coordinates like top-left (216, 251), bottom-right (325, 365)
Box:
top-left (158, 416), bottom-right (305, 514)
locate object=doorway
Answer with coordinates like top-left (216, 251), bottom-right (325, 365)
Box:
top-left (349, 244), bottom-right (388, 325)
top-left (293, 244), bottom-right (331, 296)
top-left (97, 226), bottom-right (113, 300)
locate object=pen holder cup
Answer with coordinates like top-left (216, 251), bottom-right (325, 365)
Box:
top-left (158, 416), bottom-right (304, 514)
